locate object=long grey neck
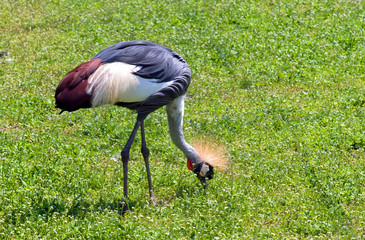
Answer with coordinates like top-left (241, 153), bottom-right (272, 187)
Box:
top-left (166, 95), bottom-right (200, 163)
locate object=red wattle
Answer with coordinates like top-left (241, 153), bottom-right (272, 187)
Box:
top-left (187, 159), bottom-right (193, 171)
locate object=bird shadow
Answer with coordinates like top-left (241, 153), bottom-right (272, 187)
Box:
top-left (4, 182), bottom-right (209, 225)
top-left (3, 195), bottom-right (140, 225)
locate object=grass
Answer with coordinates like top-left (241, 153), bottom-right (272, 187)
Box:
top-left (1, 0), bottom-right (365, 238)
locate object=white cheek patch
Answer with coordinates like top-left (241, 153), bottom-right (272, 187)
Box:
top-left (200, 163), bottom-right (210, 177)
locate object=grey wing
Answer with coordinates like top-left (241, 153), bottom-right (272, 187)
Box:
top-left (92, 41), bottom-right (191, 119)
top-left (91, 41), bottom-right (191, 82)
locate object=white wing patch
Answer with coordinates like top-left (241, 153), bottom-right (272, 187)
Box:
top-left (87, 62), bottom-right (173, 107)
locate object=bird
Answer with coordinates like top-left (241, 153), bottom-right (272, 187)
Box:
top-left (55, 40), bottom-right (215, 210)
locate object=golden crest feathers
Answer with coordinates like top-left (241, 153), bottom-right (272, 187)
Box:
top-left (192, 137), bottom-right (229, 170)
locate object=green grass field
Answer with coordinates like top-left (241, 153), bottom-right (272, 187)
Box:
top-left (1, 0), bottom-right (365, 238)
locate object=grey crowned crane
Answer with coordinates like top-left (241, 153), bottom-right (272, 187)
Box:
top-left (55, 41), bottom-right (224, 209)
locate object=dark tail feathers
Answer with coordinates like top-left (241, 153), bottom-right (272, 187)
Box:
top-left (55, 58), bottom-right (102, 112)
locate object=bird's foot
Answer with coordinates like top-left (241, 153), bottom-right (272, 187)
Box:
top-left (150, 195), bottom-right (159, 207)
top-left (119, 198), bottom-right (129, 215)
top-left (152, 197), bottom-right (174, 207)
top-left (163, 197), bottom-right (174, 205)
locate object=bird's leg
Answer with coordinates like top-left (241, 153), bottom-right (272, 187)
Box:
top-left (140, 121), bottom-right (157, 206)
top-left (120, 120), bottom-right (141, 212)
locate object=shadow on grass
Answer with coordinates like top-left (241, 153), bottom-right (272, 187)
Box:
top-left (3, 195), bottom-right (140, 225)
top-left (4, 181), bottom-right (206, 225)
top-left (156, 181), bottom-right (208, 208)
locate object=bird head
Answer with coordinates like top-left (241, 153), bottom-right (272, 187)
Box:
top-left (187, 137), bottom-right (229, 188)
top-left (187, 159), bottom-right (214, 188)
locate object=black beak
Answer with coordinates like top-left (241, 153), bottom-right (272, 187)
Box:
top-left (194, 163), bottom-right (214, 189)
top-left (198, 175), bottom-right (208, 189)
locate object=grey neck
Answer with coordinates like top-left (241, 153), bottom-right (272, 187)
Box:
top-left (166, 95), bottom-right (200, 163)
